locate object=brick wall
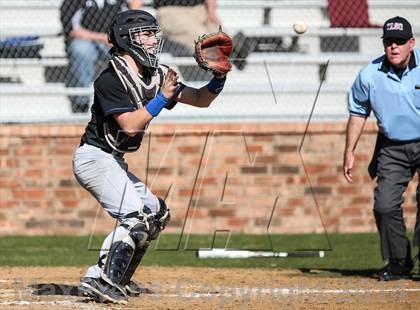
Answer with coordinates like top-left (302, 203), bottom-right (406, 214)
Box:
top-left (0, 122), bottom-right (417, 236)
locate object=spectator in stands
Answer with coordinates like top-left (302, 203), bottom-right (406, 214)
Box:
top-left (152, 1), bottom-right (296, 73)
top-left (60, 0), bottom-right (142, 113)
top-left (343, 16), bottom-right (419, 281)
top-left (152, 0), bottom-right (250, 75)
top-left (152, 0), bottom-right (221, 56)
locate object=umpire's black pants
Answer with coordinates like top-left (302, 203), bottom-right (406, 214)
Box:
top-left (373, 137), bottom-right (420, 261)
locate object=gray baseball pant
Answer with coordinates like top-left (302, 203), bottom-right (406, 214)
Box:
top-left (373, 138), bottom-right (420, 261)
top-left (72, 143), bottom-right (159, 278)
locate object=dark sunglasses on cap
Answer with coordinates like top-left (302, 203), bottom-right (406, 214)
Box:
top-left (383, 37), bottom-right (409, 47)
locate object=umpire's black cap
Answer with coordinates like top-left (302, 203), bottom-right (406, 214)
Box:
top-left (382, 16), bottom-right (413, 39)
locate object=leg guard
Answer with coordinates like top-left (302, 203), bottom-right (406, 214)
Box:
top-left (101, 217), bottom-right (149, 290)
top-left (100, 200), bottom-right (170, 290)
top-left (114, 199), bottom-right (169, 290)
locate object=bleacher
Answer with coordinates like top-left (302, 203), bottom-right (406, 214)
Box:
top-left (1, 0), bottom-right (419, 123)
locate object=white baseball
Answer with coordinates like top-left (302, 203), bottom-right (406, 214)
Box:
top-left (293, 20), bottom-right (307, 34)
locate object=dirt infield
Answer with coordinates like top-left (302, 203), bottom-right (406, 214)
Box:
top-left (1, 267), bottom-right (419, 309)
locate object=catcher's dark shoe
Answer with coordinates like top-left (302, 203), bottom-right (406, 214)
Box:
top-left (79, 277), bottom-right (128, 304)
top-left (378, 259), bottom-right (413, 281)
top-left (125, 280), bottom-right (152, 296)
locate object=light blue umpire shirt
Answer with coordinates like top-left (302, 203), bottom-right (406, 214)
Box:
top-left (348, 47), bottom-right (420, 141)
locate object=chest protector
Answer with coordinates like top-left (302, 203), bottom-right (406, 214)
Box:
top-left (103, 56), bottom-right (165, 153)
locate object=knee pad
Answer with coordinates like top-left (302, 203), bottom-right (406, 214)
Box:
top-left (129, 221), bottom-right (149, 248)
top-left (156, 197), bottom-right (171, 230)
top-left (145, 198), bottom-right (171, 241)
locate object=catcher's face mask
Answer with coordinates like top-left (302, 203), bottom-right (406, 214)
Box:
top-left (129, 26), bottom-right (163, 69)
top-left (109, 10), bottom-right (164, 70)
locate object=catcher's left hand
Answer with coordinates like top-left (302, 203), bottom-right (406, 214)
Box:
top-left (194, 26), bottom-right (233, 76)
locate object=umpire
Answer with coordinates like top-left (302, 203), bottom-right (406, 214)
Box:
top-left (343, 16), bottom-right (420, 281)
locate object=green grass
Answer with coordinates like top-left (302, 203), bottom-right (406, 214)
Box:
top-left (0, 233), bottom-right (391, 275)
top-left (2, 233), bottom-right (418, 279)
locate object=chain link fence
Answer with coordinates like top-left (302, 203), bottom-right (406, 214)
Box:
top-left (1, 0), bottom-right (419, 122)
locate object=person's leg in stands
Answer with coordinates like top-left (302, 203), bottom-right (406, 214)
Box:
top-left (67, 38), bottom-right (100, 112)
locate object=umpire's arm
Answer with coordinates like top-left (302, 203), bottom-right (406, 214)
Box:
top-left (343, 115), bottom-right (367, 183)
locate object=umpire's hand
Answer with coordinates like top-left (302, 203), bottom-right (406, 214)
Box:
top-left (343, 152), bottom-right (354, 183)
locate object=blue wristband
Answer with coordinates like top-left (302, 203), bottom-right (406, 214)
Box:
top-left (145, 91), bottom-right (169, 117)
top-left (207, 76), bottom-right (226, 94)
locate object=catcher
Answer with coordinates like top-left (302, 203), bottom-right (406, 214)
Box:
top-left (72, 9), bottom-right (232, 304)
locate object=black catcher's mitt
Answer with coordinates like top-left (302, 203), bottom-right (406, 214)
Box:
top-left (194, 26), bottom-right (233, 76)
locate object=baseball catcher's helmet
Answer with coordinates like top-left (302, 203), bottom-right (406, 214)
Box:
top-left (108, 10), bottom-right (163, 70)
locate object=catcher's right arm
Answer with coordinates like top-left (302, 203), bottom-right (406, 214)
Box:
top-left (194, 26), bottom-right (233, 77)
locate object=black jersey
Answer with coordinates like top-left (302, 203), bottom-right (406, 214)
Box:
top-left (80, 63), bottom-right (176, 154)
